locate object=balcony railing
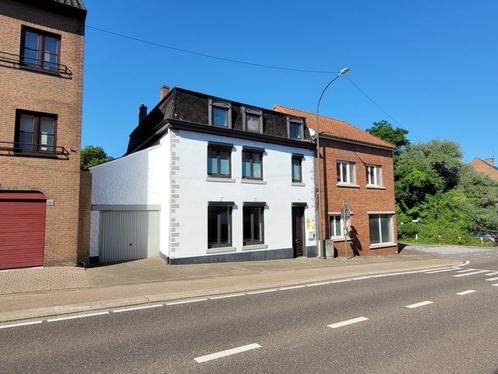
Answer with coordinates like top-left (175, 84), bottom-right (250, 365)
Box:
top-left (0, 51), bottom-right (73, 78)
top-left (0, 141), bottom-right (69, 159)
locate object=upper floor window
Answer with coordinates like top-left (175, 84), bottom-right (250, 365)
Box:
top-left (288, 118), bottom-right (304, 140)
top-left (243, 107), bottom-right (263, 133)
top-left (21, 27), bottom-right (60, 72)
top-left (209, 100), bottom-right (232, 128)
top-left (15, 110), bottom-right (57, 153)
top-left (207, 143), bottom-right (231, 178)
top-left (337, 161), bottom-right (356, 185)
top-left (242, 149), bottom-right (263, 180)
top-left (292, 155), bottom-right (303, 183)
top-left (367, 165), bottom-right (383, 187)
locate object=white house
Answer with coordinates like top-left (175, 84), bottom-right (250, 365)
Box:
top-left (90, 87), bottom-right (317, 264)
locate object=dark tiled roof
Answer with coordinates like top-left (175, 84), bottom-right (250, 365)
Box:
top-left (52, 0), bottom-right (86, 10)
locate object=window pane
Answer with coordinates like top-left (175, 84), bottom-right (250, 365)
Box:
top-left (208, 207), bottom-right (218, 245)
top-left (212, 107), bottom-right (229, 127)
top-left (376, 167), bottom-right (382, 185)
top-left (246, 113), bottom-right (260, 132)
top-left (341, 163), bottom-right (348, 183)
top-left (219, 208), bottom-right (230, 244)
top-left (44, 36), bottom-right (58, 55)
top-left (39, 118), bottom-right (55, 151)
top-left (369, 215), bottom-right (380, 244)
top-left (348, 163), bottom-right (355, 183)
top-left (24, 31), bottom-right (39, 50)
top-left (19, 133), bottom-right (33, 150)
top-left (219, 153), bottom-right (230, 176)
top-left (380, 215), bottom-right (392, 243)
top-left (207, 150), bottom-right (218, 175)
top-left (289, 122), bottom-right (302, 139)
top-left (252, 153), bottom-right (262, 179)
top-left (335, 217), bottom-right (342, 237)
top-left (20, 114), bottom-right (34, 132)
top-left (40, 118), bottom-right (54, 135)
top-left (243, 207), bottom-right (251, 241)
top-left (253, 207), bottom-right (261, 241)
top-left (337, 162), bottom-right (342, 183)
top-left (23, 49), bottom-right (39, 65)
top-left (242, 152), bottom-right (251, 178)
top-left (292, 159), bottom-right (301, 181)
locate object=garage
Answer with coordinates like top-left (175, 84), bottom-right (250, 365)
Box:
top-left (0, 192), bottom-right (46, 270)
top-left (98, 210), bottom-right (160, 262)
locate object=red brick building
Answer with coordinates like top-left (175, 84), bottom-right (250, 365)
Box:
top-left (470, 158), bottom-right (498, 181)
top-left (0, 0), bottom-right (89, 269)
top-left (274, 105), bottom-right (398, 256)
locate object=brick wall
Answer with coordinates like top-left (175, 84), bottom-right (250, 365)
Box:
top-left (0, 1), bottom-right (85, 266)
top-left (470, 158), bottom-right (498, 181)
top-left (320, 138), bottom-right (398, 256)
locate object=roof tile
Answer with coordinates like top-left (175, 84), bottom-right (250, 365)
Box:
top-left (52, 0), bottom-right (86, 10)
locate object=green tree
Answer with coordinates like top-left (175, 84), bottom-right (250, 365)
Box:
top-left (366, 120), bottom-right (410, 155)
top-left (80, 145), bottom-right (113, 170)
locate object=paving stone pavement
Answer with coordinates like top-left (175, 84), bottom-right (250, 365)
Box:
top-left (0, 267), bottom-right (89, 295)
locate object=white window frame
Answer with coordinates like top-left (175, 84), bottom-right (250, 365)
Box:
top-left (329, 214), bottom-right (347, 240)
top-left (368, 212), bottom-right (395, 247)
top-left (337, 161), bottom-right (356, 185)
top-left (366, 165), bottom-right (383, 187)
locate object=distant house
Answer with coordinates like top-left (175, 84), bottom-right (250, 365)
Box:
top-left (470, 158), bottom-right (498, 181)
top-left (90, 87), bottom-right (317, 264)
top-left (273, 105), bottom-right (398, 256)
top-left (0, 0), bottom-right (88, 270)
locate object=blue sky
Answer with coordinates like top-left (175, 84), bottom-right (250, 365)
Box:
top-left (82, 0), bottom-right (498, 161)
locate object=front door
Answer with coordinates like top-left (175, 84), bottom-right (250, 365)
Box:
top-left (292, 206), bottom-right (305, 257)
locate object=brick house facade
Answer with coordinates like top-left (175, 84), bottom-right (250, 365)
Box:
top-left (0, 0), bottom-right (88, 269)
top-left (470, 158), bottom-right (498, 181)
top-left (274, 105), bottom-right (398, 256)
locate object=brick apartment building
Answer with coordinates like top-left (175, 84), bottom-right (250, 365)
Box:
top-left (0, 0), bottom-right (89, 270)
top-left (470, 157), bottom-right (498, 181)
top-left (274, 106), bottom-right (398, 256)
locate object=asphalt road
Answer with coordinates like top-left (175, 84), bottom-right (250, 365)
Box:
top-left (1, 249), bottom-right (498, 374)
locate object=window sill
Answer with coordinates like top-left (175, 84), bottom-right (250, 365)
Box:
top-left (241, 179), bottom-right (266, 185)
top-left (207, 246), bottom-right (236, 254)
top-left (291, 182), bottom-right (305, 187)
top-left (242, 243), bottom-right (268, 251)
top-left (366, 185), bottom-right (386, 190)
top-left (336, 183), bottom-right (360, 189)
top-left (206, 177), bottom-right (236, 183)
top-left (330, 237), bottom-right (351, 242)
top-left (369, 242), bottom-right (397, 249)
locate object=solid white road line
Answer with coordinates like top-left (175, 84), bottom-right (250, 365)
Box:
top-left (113, 304), bottom-right (163, 313)
top-left (486, 272), bottom-right (498, 276)
top-left (453, 270), bottom-right (488, 277)
top-left (166, 298), bottom-right (208, 306)
top-left (485, 277), bottom-right (498, 282)
top-left (406, 301), bottom-right (434, 309)
top-left (307, 281), bottom-right (332, 287)
top-left (247, 288), bottom-right (278, 295)
top-left (456, 290), bottom-right (476, 296)
top-left (0, 320), bottom-right (43, 329)
top-left (47, 311), bottom-right (109, 322)
top-left (492, 284), bottom-right (498, 287)
top-left (328, 317), bottom-right (369, 329)
top-left (426, 269), bottom-right (457, 274)
top-left (209, 293), bottom-right (245, 300)
top-left (194, 343), bottom-right (261, 363)
top-left (456, 269), bottom-right (477, 273)
top-left (279, 285), bottom-right (306, 291)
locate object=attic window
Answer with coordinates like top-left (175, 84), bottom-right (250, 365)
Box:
top-left (288, 118), bottom-right (304, 140)
top-left (209, 100), bottom-right (232, 128)
top-left (243, 107), bottom-right (263, 133)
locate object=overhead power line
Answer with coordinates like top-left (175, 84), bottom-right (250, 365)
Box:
top-left (86, 25), bottom-right (338, 75)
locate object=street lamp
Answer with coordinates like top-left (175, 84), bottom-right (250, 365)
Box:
top-left (315, 67), bottom-right (350, 259)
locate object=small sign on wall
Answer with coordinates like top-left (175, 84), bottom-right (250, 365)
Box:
top-left (46, 199), bottom-right (55, 206)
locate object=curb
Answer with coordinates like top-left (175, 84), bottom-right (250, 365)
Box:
top-left (0, 259), bottom-right (464, 324)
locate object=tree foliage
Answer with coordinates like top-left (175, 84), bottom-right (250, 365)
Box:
top-left (80, 145), bottom-right (113, 170)
top-left (366, 120), bottom-right (410, 155)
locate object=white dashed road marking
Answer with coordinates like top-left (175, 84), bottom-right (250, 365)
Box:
top-left (209, 293), bottom-right (246, 300)
top-left (0, 321), bottom-right (43, 329)
top-left (279, 285), bottom-right (306, 291)
top-left (456, 269), bottom-right (477, 273)
top-left (485, 277), bottom-right (498, 282)
top-left (426, 269), bottom-right (457, 274)
top-left (113, 304), bottom-right (163, 313)
top-left (406, 301), bottom-right (434, 309)
top-left (453, 270), bottom-right (488, 277)
top-left (456, 290), bottom-right (476, 296)
top-left (328, 317), bottom-right (369, 329)
top-left (247, 288), bottom-right (278, 295)
top-left (194, 343), bottom-right (262, 363)
top-left (485, 272), bottom-right (498, 276)
top-left (166, 298), bottom-right (209, 306)
top-left (47, 311), bottom-right (109, 322)
top-left (492, 284), bottom-right (498, 287)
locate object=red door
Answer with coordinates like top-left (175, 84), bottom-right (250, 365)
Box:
top-left (0, 192), bottom-right (46, 270)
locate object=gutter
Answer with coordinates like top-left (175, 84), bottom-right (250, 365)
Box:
top-left (319, 133), bottom-right (395, 152)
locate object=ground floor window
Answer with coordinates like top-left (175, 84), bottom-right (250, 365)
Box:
top-left (243, 204), bottom-right (265, 246)
top-left (329, 214), bottom-right (345, 239)
top-left (369, 214), bottom-right (393, 245)
top-left (208, 204), bottom-right (232, 248)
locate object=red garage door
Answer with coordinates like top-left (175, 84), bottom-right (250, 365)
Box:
top-left (0, 192), bottom-right (46, 270)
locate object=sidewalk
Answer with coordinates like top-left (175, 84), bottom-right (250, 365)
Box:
top-left (0, 250), bottom-right (462, 322)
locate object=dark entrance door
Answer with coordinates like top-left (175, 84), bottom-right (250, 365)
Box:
top-left (292, 206), bottom-right (305, 257)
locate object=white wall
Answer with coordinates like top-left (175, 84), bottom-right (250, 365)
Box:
top-left (89, 135), bottom-right (170, 257)
top-left (170, 129), bottom-right (316, 260)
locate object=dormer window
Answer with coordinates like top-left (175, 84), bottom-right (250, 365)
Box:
top-left (209, 100), bottom-right (232, 128)
top-left (243, 107), bottom-right (263, 133)
top-left (288, 118), bottom-right (304, 140)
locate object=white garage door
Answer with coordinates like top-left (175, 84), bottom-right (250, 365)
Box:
top-left (99, 210), bottom-right (160, 262)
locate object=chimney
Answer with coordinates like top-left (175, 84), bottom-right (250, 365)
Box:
top-left (485, 157), bottom-right (495, 166)
top-left (160, 85), bottom-right (170, 100)
top-left (138, 104), bottom-right (147, 124)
